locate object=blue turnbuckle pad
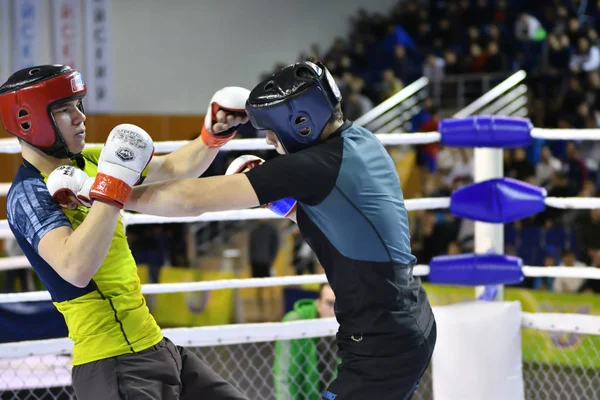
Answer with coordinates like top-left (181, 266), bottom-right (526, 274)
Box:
top-left (429, 253), bottom-right (524, 286)
top-left (450, 178), bottom-right (547, 223)
top-left (439, 116), bottom-right (533, 148)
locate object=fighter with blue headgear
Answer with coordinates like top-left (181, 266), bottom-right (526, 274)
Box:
top-left (245, 60), bottom-right (342, 154)
top-left (126, 60), bottom-right (437, 400)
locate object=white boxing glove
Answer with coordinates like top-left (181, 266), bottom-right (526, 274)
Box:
top-left (225, 155), bottom-right (297, 217)
top-left (201, 86), bottom-right (250, 149)
top-left (225, 154), bottom-right (264, 175)
top-left (46, 165), bottom-right (94, 208)
top-left (89, 124), bottom-right (154, 208)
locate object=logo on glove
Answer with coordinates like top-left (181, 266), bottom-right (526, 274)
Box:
top-left (115, 148), bottom-right (135, 162)
top-left (57, 165), bottom-right (75, 176)
top-left (113, 129), bottom-right (149, 149)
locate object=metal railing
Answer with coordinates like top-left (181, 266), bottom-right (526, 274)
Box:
top-left (355, 76), bottom-right (429, 133)
top-left (453, 70), bottom-right (528, 118)
top-left (431, 72), bottom-right (515, 111)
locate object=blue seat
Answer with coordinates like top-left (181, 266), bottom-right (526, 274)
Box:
top-left (545, 227), bottom-right (567, 249)
top-left (517, 226), bottom-right (542, 265)
top-left (565, 229), bottom-right (582, 259)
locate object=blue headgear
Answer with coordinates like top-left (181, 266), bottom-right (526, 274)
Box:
top-left (245, 61), bottom-right (342, 154)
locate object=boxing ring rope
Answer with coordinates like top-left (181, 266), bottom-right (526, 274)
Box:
top-left (0, 123), bottom-right (599, 158)
top-left (0, 314), bottom-right (597, 361)
top-left (0, 265), bottom-right (598, 304)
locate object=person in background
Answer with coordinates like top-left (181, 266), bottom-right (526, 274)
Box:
top-left (274, 283), bottom-right (337, 400)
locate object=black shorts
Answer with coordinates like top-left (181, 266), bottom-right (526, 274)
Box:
top-left (323, 322), bottom-right (437, 400)
top-left (71, 337), bottom-right (248, 400)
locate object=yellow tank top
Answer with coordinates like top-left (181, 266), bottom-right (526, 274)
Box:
top-left (43, 147), bottom-right (163, 365)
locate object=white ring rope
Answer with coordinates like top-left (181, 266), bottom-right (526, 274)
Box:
top-left (520, 312), bottom-right (600, 335)
top-left (543, 197), bottom-right (600, 209)
top-left (1, 125), bottom-right (600, 156)
top-left (530, 127), bottom-right (600, 141)
top-left (0, 132), bottom-right (443, 156)
top-left (0, 198), bottom-right (450, 240)
top-left (2, 126), bottom-right (600, 156)
top-left (0, 195), bottom-right (596, 230)
top-left (521, 266), bottom-right (600, 279)
top-left (0, 312), bottom-right (597, 361)
top-left (0, 266), bottom-right (598, 304)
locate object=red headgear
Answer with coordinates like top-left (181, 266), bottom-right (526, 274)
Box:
top-left (0, 65), bottom-right (87, 158)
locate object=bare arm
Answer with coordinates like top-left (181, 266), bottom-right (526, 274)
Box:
top-left (37, 202), bottom-right (120, 288)
top-left (7, 179), bottom-right (123, 288)
top-left (144, 136), bottom-right (219, 183)
top-left (144, 95), bottom-right (249, 183)
top-left (127, 174), bottom-right (260, 217)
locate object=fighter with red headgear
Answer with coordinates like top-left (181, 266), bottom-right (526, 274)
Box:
top-left (0, 65), bottom-right (250, 399)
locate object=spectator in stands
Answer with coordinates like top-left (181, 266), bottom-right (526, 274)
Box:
top-left (293, 231), bottom-right (317, 276)
top-left (128, 225), bottom-right (167, 284)
top-left (536, 145), bottom-right (562, 187)
top-left (578, 208), bottom-right (600, 264)
top-left (544, 33), bottom-right (571, 76)
top-left (436, 146), bottom-right (459, 186)
top-left (446, 241), bottom-right (462, 255)
top-left (563, 142), bottom-right (588, 193)
top-left (421, 211), bottom-right (459, 264)
top-left (416, 107), bottom-right (441, 173)
top-left (515, 12), bottom-right (546, 43)
top-left (443, 50), bottom-right (465, 74)
top-left (411, 96), bottom-right (434, 133)
top-left (570, 37), bottom-right (600, 74)
top-left (423, 53), bottom-right (446, 83)
top-left (466, 26), bottom-right (481, 49)
top-left (484, 41), bottom-right (508, 72)
top-left (274, 283), bottom-right (337, 400)
top-left (507, 147), bottom-right (535, 181)
top-left (342, 76), bottom-right (374, 121)
top-left (532, 254), bottom-right (557, 291)
top-left (514, 12), bottom-right (547, 71)
top-left (378, 69), bottom-right (404, 102)
top-left (540, 170), bottom-right (578, 226)
top-left (580, 251), bottom-right (600, 293)
top-left (553, 250), bottom-right (587, 293)
top-left (566, 17), bottom-right (584, 51)
top-left (324, 37), bottom-right (347, 68)
top-left (467, 43), bottom-right (487, 73)
top-left (444, 148), bottom-right (474, 190)
top-left (552, 5), bottom-right (570, 34)
top-left (348, 40), bottom-right (368, 76)
top-left (434, 18), bottom-right (454, 49)
top-left (249, 220), bottom-right (280, 318)
top-left (488, 23), bottom-right (515, 61)
top-left (390, 44), bottom-right (410, 80)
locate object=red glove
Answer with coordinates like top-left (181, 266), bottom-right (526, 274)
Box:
top-left (201, 87), bottom-right (250, 148)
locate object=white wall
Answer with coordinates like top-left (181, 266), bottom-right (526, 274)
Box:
top-left (111, 0), bottom-right (399, 113)
top-left (4, 0), bottom-right (400, 114)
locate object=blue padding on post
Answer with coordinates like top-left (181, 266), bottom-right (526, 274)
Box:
top-left (429, 253), bottom-right (524, 286)
top-left (450, 178), bottom-right (547, 223)
top-left (439, 116), bottom-right (533, 148)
